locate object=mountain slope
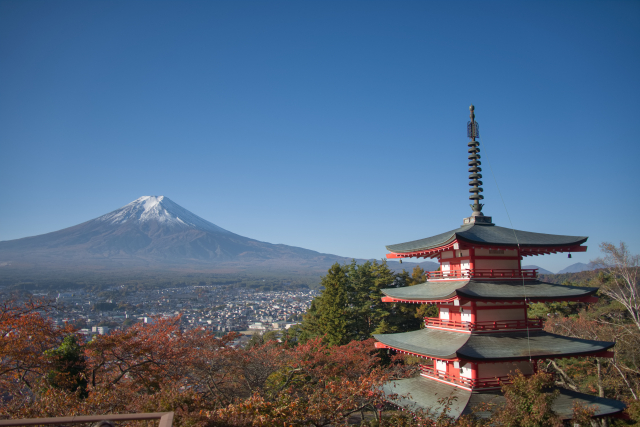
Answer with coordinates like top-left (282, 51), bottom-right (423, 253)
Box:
top-left (522, 265), bottom-right (554, 275)
top-left (0, 196), bottom-right (347, 271)
top-left (557, 262), bottom-right (593, 274)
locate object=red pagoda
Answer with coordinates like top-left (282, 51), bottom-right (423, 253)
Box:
top-left (374, 106), bottom-right (625, 419)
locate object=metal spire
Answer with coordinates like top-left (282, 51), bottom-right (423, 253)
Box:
top-left (467, 105), bottom-right (483, 214)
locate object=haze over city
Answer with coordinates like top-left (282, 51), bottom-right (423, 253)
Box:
top-left (1, 1), bottom-right (638, 273)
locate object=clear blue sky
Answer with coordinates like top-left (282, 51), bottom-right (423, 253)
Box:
top-left (1, 1), bottom-right (638, 273)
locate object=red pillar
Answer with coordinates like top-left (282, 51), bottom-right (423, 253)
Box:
top-left (470, 301), bottom-right (476, 324)
top-left (516, 247), bottom-right (522, 270)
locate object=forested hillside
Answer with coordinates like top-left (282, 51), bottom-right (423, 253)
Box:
top-left (539, 269), bottom-right (603, 285)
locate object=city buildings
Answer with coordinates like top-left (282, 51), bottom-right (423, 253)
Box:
top-left (31, 286), bottom-right (316, 339)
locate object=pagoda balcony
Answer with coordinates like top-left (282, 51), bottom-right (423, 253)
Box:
top-left (425, 317), bottom-right (544, 332)
top-left (427, 268), bottom-right (538, 280)
top-left (420, 365), bottom-right (509, 390)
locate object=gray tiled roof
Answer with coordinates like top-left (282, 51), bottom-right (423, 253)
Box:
top-left (381, 280), bottom-right (597, 302)
top-left (383, 376), bottom-right (626, 419)
top-left (381, 281), bottom-right (468, 301)
top-left (386, 224), bottom-right (587, 253)
top-left (457, 280), bottom-right (596, 300)
top-left (459, 331), bottom-right (614, 360)
top-left (382, 377), bottom-right (471, 417)
top-left (373, 329), bottom-right (614, 360)
top-left (374, 329), bottom-right (468, 359)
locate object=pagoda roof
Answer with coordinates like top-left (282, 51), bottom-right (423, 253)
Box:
top-left (383, 376), bottom-right (626, 419)
top-left (373, 329), bottom-right (614, 360)
top-left (386, 223), bottom-right (587, 254)
top-left (381, 280), bottom-right (597, 302)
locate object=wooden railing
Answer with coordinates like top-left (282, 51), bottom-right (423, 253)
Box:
top-left (425, 318), bottom-right (543, 331)
top-left (0, 412), bottom-right (174, 427)
top-left (427, 269), bottom-right (538, 280)
top-left (420, 365), bottom-right (509, 389)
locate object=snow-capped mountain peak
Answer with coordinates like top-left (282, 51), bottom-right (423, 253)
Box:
top-left (97, 196), bottom-right (231, 234)
top-left (0, 194), bottom-right (348, 272)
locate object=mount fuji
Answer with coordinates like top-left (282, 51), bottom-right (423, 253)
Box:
top-left (0, 196), bottom-right (349, 273)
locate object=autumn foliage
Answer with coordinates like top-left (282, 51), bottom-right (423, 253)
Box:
top-left (0, 299), bottom-right (400, 426)
top-left (0, 299), bottom-right (71, 395)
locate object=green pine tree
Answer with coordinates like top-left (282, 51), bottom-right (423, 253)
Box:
top-left (407, 265), bottom-right (427, 286)
top-left (347, 259), bottom-right (395, 340)
top-left (302, 260), bottom-right (424, 345)
top-left (45, 334), bottom-right (88, 397)
top-left (301, 263), bottom-right (352, 346)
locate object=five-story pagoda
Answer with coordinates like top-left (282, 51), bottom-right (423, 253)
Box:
top-left (374, 106), bottom-right (625, 419)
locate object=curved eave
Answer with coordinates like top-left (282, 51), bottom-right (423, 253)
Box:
top-left (381, 281), bottom-right (599, 304)
top-left (374, 329), bottom-right (615, 361)
top-left (385, 242), bottom-right (455, 259)
top-left (385, 224), bottom-right (588, 258)
top-left (386, 241), bottom-right (588, 259)
top-left (458, 293), bottom-right (598, 303)
top-left (382, 377), bottom-right (471, 418)
top-left (386, 229), bottom-right (460, 255)
top-left (374, 329), bottom-right (466, 360)
top-left (381, 281), bottom-right (466, 302)
top-left (456, 281), bottom-right (599, 302)
top-left (455, 235), bottom-right (589, 249)
top-left (458, 331), bottom-right (616, 361)
top-left (518, 244), bottom-right (588, 257)
top-left (383, 377), bottom-right (626, 420)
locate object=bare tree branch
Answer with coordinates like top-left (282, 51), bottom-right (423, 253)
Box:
top-left (591, 242), bottom-right (640, 332)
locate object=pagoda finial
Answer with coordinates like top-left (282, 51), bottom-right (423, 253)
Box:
top-left (463, 105), bottom-right (493, 225)
top-left (467, 105), bottom-right (483, 214)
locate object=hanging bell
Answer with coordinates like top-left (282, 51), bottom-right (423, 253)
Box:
top-left (568, 253), bottom-right (572, 259)
top-left (399, 259), bottom-right (402, 264)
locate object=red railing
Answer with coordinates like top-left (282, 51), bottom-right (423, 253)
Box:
top-left (420, 365), bottom-right (509, 389)
top-left (427, 269), bottom-right (538, 280)
top-left (425, 318), bottom-right (543, 331)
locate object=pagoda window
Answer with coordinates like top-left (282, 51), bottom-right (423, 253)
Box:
top-left (439, 307), bottom-right (450, 320)
top-left (436, 360), bottom-right (447, 372)
top-left (441, 262), bottom-right (451, 277)
top-left (460, 308), bottom-right (472, 323)
top-left (461, 260), bottom-right (470, 272)
top-left (460, 364), bottom-right (473, 379)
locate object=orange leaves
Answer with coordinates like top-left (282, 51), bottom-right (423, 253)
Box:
top-left (85, 316), bottom-right (187, 391)
top-left (544, 310), bottom-right (620, 342)
top-left (0, 298), bottom-right (68, 394)
top-left (486, 371), bottom-right (563, 427)
top-left (0, 300), bottom-right (394, 426)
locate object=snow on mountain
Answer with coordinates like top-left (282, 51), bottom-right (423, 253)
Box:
top-left (97, 196), bottom-right (232, 235)
top-left (0, 195), bottom-right (348, 271)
